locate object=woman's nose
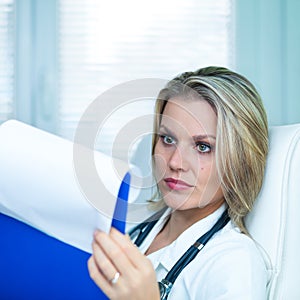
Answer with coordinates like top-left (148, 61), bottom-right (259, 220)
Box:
top-left (168, 146), bottom-right (188, 172)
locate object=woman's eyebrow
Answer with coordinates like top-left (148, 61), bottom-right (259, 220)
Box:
top-left (192, 134), bottom-right (216, 141)
top-left (158, 124), bottom-right (175, 136)
top-left (159, 124), bottom-right (216, 140)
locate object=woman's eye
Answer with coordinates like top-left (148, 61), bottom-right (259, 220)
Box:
top-left (196, 142), bottom-right (211, 153)
top-left (161, 135), bottom-right (175, 145)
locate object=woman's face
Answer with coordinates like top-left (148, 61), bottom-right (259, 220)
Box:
top-left (154, 97), bottom-right (224, 212)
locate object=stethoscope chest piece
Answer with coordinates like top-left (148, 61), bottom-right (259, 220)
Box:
top-left (158, 279), bottom-right (173, 300)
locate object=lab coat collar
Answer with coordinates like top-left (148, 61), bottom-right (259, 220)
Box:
top-left (156, 204), bottom-right (228, 273)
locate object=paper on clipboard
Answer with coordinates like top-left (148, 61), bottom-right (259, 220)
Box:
top-left (0, 120), bottom-right (140, 252)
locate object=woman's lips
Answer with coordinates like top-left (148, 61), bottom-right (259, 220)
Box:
top-left (164, 178), bottom-right (193, 191)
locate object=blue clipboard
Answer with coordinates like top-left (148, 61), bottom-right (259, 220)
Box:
top-left (111, 172), bottom-right (131, 233)
top-left (0, 172), bottom-right (131, 299)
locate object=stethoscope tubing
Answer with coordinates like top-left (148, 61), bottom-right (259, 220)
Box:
top-left (165, 209), bottom-right (230, 283)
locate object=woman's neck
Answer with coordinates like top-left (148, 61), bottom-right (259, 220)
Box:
top-left (165, 200), bottom-right (224, 242)
top-left (145, 199), bottom-right (224, 255)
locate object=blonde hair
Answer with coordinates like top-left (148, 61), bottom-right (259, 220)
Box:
top-left (152, 66), bottom-right (268, 233)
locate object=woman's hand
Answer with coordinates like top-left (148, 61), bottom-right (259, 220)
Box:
top-left (88, 228), bottom-right (160, 300)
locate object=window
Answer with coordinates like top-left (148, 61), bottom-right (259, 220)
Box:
top-left (4, 0), bottom-right (234, 159)
top-left (57, 0), bottom-right (234, 158)
top-left (0, 0), bottom-right (15, 124)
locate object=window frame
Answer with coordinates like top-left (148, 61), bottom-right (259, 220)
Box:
top-left (15, 0), bottom-right (58, 133)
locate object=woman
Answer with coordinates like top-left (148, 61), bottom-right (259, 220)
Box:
top-left (88, 67), bottom-right (269, 299)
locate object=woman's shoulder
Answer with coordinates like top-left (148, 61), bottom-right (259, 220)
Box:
top-left (205, 221), bottom-right (267, 268)
top-left (182, 221), bottom-right (269, 299)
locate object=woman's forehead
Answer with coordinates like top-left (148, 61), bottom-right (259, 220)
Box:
top-left (159, 97), bottom-right (217, 137)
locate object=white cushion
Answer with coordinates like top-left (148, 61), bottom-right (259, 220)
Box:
top-left (246, 123), bottom-right (300, 299)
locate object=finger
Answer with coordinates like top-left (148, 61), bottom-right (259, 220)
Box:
top-left (110, 227), bottom-right (152, 268)
top-left (94, 230), bottom-right (135, 277)
top-left (92, 240), bottom-right (119, 284)
top-left (87, 255), bottom-right (115, 297)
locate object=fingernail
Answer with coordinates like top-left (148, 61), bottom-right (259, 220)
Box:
top-left (93, 229), bottom-right (100, 238)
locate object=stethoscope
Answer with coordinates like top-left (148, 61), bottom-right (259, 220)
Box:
top-left (129, 208), bottom-right (230, 300)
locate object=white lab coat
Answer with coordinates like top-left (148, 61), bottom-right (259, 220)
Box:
top-left (138, 205), bottom-right (268, 300)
